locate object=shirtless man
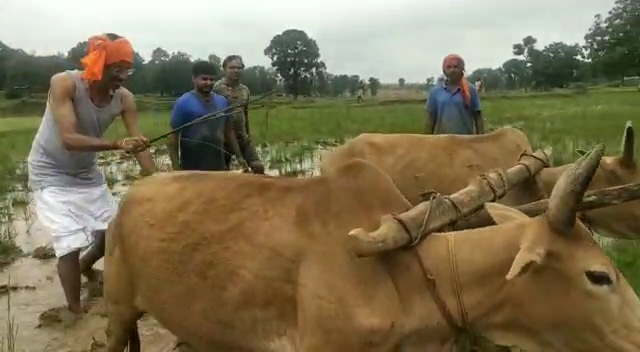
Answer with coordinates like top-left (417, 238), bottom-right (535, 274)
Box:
top-left (27, 33), bottom-right (156, 316)
top-left (213, 55), bottom-right (265, 174)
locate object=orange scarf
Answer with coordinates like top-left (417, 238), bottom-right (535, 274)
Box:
top-left (80, 35), bottom-right (134, 82)
top-left (442, 54), bottom-right (470, 108)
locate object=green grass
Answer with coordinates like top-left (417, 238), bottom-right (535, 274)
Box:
top-left (0, 276), bottom-right (18, 352)
top-left (0, 117), bottom-right (41, 133)
top-left (6, 89), bottom-right (638, 149)
top-left (0, 89), bottom-right (638, 350)
top-left (0, 90), bottom-right (638, 273)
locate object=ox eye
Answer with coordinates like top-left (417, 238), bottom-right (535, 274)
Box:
top-left (585, 270), bottom-right (613, 286)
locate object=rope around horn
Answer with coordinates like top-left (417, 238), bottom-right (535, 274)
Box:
top-left (394, 167), bottom-right (509, 248)
top-left (399, 148), bottom-right (550, 245)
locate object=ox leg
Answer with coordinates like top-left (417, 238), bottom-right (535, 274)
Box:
top-left (106, 305), bottom-right (142, 352)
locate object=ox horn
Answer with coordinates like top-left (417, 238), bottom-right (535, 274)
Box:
top-left (621, 120), bottom-right (635, 165)
top-left (547, 144), bottom-right (605, 234)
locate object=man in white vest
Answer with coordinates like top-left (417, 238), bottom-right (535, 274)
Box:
top-left (27, 33), bottom-right (157, 316)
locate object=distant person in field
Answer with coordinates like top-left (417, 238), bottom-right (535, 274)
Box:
top-left (425, 54), bottom-right (484, 135)
top-left (27, 33), bottom-right (157, 316)
top-left (475, 78), bottom-right (484, 94)
top-left (356, 84), bottom-right (365, 103)
top-left (213, 55), bottom-right (265, 174)
top-left (168, 60), bottom-right (247, 171)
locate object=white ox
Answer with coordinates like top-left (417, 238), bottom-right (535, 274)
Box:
top-left (319, 122), bottom-right (639, 239)
top-left (103, 145), bottom-right (640, 352)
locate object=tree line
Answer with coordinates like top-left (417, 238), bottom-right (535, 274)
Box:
top-left (467, 0), bottom-right (639, 92)
top-left (0, 0), bottom-right (637, 99)
top-left (0, 27), bottom-right (381, 100)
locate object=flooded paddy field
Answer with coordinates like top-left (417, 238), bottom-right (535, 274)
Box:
top-left (0, 91), bottom-right (639, 351)
top-left (0, 136), bottom-right (635, 351)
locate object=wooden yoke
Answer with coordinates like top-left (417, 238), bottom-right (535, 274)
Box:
top-left (347, 148), bottom-right (551, 257)
top-left (453, 182), bottom-right (640, 230)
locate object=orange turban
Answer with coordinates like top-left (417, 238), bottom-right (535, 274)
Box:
top-left (80, 35), bottom-right (134, 82)
top-left (442, 54), bottom-right (470, 108)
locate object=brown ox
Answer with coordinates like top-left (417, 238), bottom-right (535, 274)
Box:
top-left (319, 122), bottom-right (639, 239)
top-left (104, 146), bottom-right (640, 351)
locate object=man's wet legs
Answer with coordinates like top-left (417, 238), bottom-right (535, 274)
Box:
top-left (57, 250), bottom-right (84, 314)
top-left (58, 230), bottom-right (106, 314)
top-left (80, 230), bottom-right (106, 282)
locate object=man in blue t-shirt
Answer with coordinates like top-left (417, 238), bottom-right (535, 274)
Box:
top-left (425, 54), bottom-right (484, 135)
top-left (168, 61), bottom-right (247, 171)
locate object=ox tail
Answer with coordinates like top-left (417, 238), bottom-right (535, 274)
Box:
top-left (128, 322), bottom-right (141, 352)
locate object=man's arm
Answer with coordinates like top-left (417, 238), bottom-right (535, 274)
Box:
top-left (470, 87), bottom-right (484, 134)
top-left (49, 72), bottom-right (121, 151)
top-left (121, 89), bottom-right (157, 175)
top-left (222, 99), bottom-right (247, 169)
top-left (425, 90), bottom-right (438, 134)
top-left (168, 98), bottom-right (186, 170)
top-left (243, 86), bottom-right (251, 135)
top-left (243, 105), bottom-right (250, 135)
top-left (224, 118), bottom-right (245, 165)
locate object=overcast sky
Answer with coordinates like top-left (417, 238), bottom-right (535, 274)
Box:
top-left (1, 0), bottom-right (614, 83)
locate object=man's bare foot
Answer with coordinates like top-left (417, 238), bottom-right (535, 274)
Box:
top-left (68, 302), bottom-right (90, 316)
top-left (37, 305), bottom-right (86, 328)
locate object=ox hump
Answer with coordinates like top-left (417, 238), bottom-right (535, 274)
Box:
top-left (328, 158), bottom-right (410, 203)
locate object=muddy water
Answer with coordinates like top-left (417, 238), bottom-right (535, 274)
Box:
top-left (0, 143), bottom-right (326, 352)
top-left (1, 204), bottom-right (178, 351)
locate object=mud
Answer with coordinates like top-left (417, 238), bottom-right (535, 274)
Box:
top-left (0, 282), bottom-right (35, 296)
top-left (0, 143), bottom-right (325, 352)
top-left (0, 203), bottom-right (182, 351)
top-left (31, 246), bottom-right (55, 260)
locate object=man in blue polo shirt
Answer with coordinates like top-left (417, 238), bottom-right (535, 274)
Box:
top-left (168, 60), bottom-right (246, 171)
top-left (425, 54), bottom-right (484, 135)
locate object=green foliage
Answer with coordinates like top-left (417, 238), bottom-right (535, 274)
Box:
top-left (0, 29), bottom-right (383, 102)
top-left (263, 29), bottom-right (326, 97)
top-left (0, 90), bottom-right (639, 290)
top-left (207, 53), bottom-right (222, 69)
top-left (368, 77), bottom-right (381, 96)
top-left (241, 66), bottom-right (279, 95)
top-left (469, 0), bottom-right (639, 92)
top-left (0, 29), bottom-right (385, 101)
top-left (0, 0), bottom-right (636, 104)
top-left (584, 0), bottom-right (640, 80)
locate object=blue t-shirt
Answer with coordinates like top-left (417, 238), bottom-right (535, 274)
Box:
top-left (425, 83), bottom-right (481, 135)
top-left (170, 91), bottom-right (230, 171)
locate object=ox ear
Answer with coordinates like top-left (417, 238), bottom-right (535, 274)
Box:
top-left (506, 245), bottom-right (546, 280)
top-left (485, 202), bottom-right (547, 280)
top-left (485, 202), bottom-right (529, 224)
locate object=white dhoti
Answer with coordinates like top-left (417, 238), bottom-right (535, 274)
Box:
top-left (33, 185), bottom-right (118, 258)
